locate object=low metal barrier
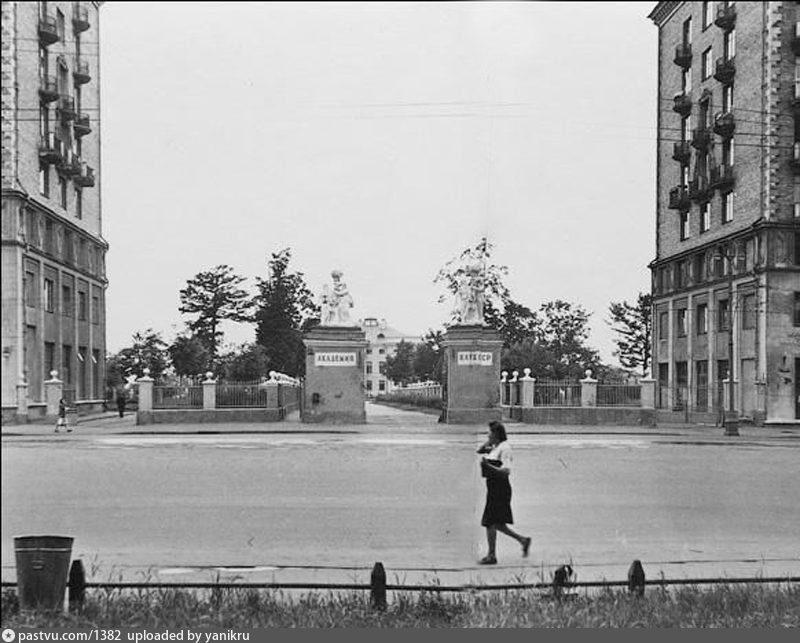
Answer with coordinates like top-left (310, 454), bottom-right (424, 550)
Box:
top-left (153, 385), bottom-right (203, 409)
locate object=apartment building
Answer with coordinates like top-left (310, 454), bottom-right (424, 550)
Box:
top-left (359, 317), bottom-right (420, 397)
top-left (1, 1), bottom-right (106, 421)
top-left (649, 1), bottom-right (800, 424)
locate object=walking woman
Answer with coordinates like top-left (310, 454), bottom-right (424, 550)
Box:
top-left (477, 420), bottom-right (531, 564)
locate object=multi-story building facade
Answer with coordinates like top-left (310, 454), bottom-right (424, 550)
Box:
top-left (649, 1), bottom-right (800, 424)
top-left (360, 317), bottom-right (420, 397)
top-left (2, 1), bottom-right (106, 421)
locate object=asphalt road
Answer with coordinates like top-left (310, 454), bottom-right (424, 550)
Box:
top-left (2, 405), bottom-right (799, 587)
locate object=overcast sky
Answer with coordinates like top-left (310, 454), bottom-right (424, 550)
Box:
top-left (99, 1), bottom-right (657, 364)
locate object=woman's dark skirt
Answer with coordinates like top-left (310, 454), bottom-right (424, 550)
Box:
top-left (481, 477), bottom-right (513, 526)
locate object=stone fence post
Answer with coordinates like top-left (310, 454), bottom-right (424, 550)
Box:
top-left (580, 370), bottom-right (597, 408)
top-left (44, 371), bottom-right (63, 417)
top-left (509, 371), bottom-right (519, 406)
top-left (640, 378), bottom-right (656, 409)
top-left (265, 381), bottom-right (279, 409)
top-left (137, 375), bottom-right (154, 412)
top-left (16, 377), bottom-right (29, 419)
top-left (203, 372), bottom-right (216, 410)
top-left (520, 368), bottom-right (535, 408)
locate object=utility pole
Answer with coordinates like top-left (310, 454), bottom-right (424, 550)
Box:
top-left (719, 247), bottom-right (739, 436)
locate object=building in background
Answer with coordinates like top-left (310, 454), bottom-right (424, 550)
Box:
top-left (359, 317), bottom-right (420, 397)
top-left (649, 1), bottom-right (800, 424)
top-left (2, 1), bottom-right (106, 422)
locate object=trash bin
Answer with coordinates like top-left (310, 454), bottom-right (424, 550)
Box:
top-left (14, 535), bottom-right (74, 611)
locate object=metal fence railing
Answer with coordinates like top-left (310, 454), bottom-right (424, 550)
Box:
top-left (534, 380), bottom-right (581, 407)
top-left (596, 384), bottom-right (642, 407)
top-left (215, 382), bottom-right (268, 408)
top-left (153, 385), bottom-right (203, 409)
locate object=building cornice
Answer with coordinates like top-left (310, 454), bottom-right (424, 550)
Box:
top-left (648, 1), bottom-right (682, 26)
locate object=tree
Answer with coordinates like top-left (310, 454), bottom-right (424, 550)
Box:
top-left (607, 292), bottom-right (652, 376)
top-left (178, 265), bottom-right (253, 362)
top-left (501, 338), bottom-right (559, 380)
top-left (253, 248), bottom-right (318, 377)
top-left (385, 340), bottom-right (416, 386)
top-left (535, 300), bottom-right (602, 379)
top-left (412, 330), bottom-right (445, 383)
top-left (220, 343), bottom-right (271, 381)
top-left (111, 329), bottom-right (169, 381)
top-left (168, 334), bottom-right (210, 377)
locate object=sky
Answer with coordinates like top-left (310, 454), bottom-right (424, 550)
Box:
top-left (99, 1), bottom-right (657, 365)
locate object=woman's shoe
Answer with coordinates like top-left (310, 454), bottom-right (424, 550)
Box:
top-left (522, 537), bottom-right (532, 558)
top-left (478, 555), bottom-right (497, 565)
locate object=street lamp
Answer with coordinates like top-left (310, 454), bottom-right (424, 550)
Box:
top-left (717, 246), bottom-right (740, 436)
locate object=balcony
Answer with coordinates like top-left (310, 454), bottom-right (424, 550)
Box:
top-left (38, 133), bottom-right (63, 164)
top-left (689, 177), bottom-right (712, 203)
top-left (674, 43), bottom-right (692, 69)
top-left (73, 3), bottom-right (90, 33)
top-left (672, 92), bottom-right (692, 117)
top-left (73, 58), bottom-right (91, 85)
top-left (57, 151), bottom-right (81, 177)
top-left (711, 164), bottom-right (735, 192)
top-left (74, 163), bottom-right (95, 188)
top-left (713, 111), bottom-right (735, 138)
top-left (58, 96), bottom-right (76, 121)
top-left (714, 57), bottom-right (736, 85)
top-left (38, 76), bottom-right (59, 103)
top-left (672, 141), bottom-right (692, 164)
top-left (714, 3), bottom-right (736, 31)
top-left (691, 127), bottom-right (712, 150)
top-left (38, 16), bottom-right (59, 46)
top-left (668, 186), bottom-right (691, 210)
top-left (73, 113), bottom-right (91, 138)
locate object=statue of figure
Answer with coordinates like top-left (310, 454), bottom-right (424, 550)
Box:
top-left (320, 270), bottom-right (354, 325)
top-left (454, 262), bottom-right (485, 325)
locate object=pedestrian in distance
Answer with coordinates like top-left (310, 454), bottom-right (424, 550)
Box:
top-left (55, 398), bottom-right (71, 433)
top-left (477, 420), bottom-right (531, 565)
top-left (116, 386), bottom-right (127, 418)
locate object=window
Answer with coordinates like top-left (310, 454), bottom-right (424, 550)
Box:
top-left (795, 232), bottom-right (800, 265)
top-left (78, 291), bottom-right (87, 321)
top-left (696, 303), bottom-right (708, 334)
top-left (40, 105), bottom-right (49, 140)
top-left (718, 298), bottom-right (730, 330)
top-left (39, 162), bottom-right (49, 197)
top-left (378, 380), bottom-right (386, 392)
top-left (700, 202), bottom-right (710, 233)
top-left (695, 253), bottom-right (707, 282)
top-left (44, 278), bottom-right (55, 312)
top-left (722, 192), bottom-right (734, 223)
top-left (62, 344), bottom-right (72, 384)
top-left (56, 8), bottom-right (65, 41)
top-left (682, 66), bottom-right (692, 93)
top-left (675, 261), bottom-right (687, 288)
top-left (59, 175), bottom-right (67, 208)
top-left (742, 293), bottom-right (756, 329)
top-left (683, 16), bottom-right (692, 44)
top-left (366, 362), bottom-right (373, 374)
top-left (366, 380), bottom-right (373, 391)
top-left (722, 139), bottom-right (734, 166)
top-left (45, 342), bottom-right (56, 377)
top-left (366, 348), bottom-right (372, 354)
top-left (702, 47), bottom-right (713, 79)
top-left (378, 348), bottom-right (385, 355)
top-left (677, 308), bottom-right (687, 337)
top-left (24, 271), bottom-right (37, 307)
top-left (722, 84), bottom-right (733, 113)
top-left (92, 349), bottom-right (100, 398)
top-left (702, 2), bottom-right (714, 29)
top-left (717, 359), bottom-right (729, 382)
top-left (62, 285), bottom-right (72, 316)
top-left (795, 293), bottom-right (800, 327)
top-left (379, 361), bottom-right (387, 375)
top-left (659, 311), bottom-right (668, 340)
top-left (680, 211), bottom-right (690, 240)
top-left (724, 29), bottom-right (735, 59)
top-left (75, 188), bottom-right (82, 219)
top-left (92, 296), bottom-right (99, 324)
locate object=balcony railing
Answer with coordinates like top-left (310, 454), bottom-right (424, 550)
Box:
top-left (674, 43), bottom-right (692, 69)
top-left (38, 16), bottom-right (59, 46)
top-left (713, 111), bottom-right (735, 138)
top-left (668, 186), bottom-right (690, 210)
top-left (58, 151), bottom-right (81, 177)
top-left (74, 163), bottom-right (95, 188)
top-left (73, 113), bottom-right (91, 137)
top-left (672, 92), bottom-right (692, 116)
top-left (714, 57), bottom-right (736, 85)
top-left (73, 3), bottom-right (90, 33)
top-left (58, 96), bottom-right (76, 121)
top-left (39, 133), bottom-right (63, 164)
top-left (38, 76), bottom-right (59, 103)
top-left (73, 58), bottom-right (91, 85)
top-left (711, 164), bottom-right (735, 192)
top-left (714, 3), bottom-right (736, 31)
top-left (672, 141), bottom-right (691, 164)
top-left (691, 127), bottom-right (711, 150)
top-left (688, 177), bottom-right (712, 203)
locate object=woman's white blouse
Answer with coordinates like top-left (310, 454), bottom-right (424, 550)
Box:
top-left (486, 441), bottom-right (513, 470)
